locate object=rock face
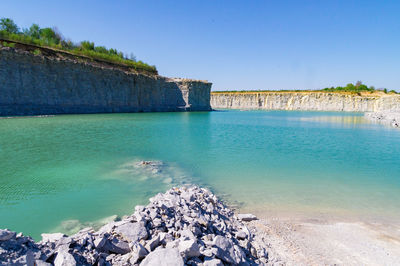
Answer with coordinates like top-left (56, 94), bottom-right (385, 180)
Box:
top-left (365, 111), bottom-right (400, 127)
top-left (211, 92), bottom-right (400, 112)
top-left (0, 47), bottom-right (211, 116)
top-left (0, 186), bottom-right (269, 265)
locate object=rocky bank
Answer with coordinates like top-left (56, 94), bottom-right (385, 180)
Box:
top-left (0, 187), bottom-right (270, 266)
top-left (0, 45), bottom-right (211, 116)
top-left (211, 92), bottom-right (400, 112)
top-left (365, 111), bottom-right (400, 127)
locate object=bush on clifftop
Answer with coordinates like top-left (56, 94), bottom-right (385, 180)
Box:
top-left (322, 81), bottom-right (392, 93)
top-left (0, 17), bottom-right (157, 74)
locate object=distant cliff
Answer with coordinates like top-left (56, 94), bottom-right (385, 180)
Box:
top-left (0, 46), bottom-right (211, 116)
top-left (211, 91), bottom-right (400, 112)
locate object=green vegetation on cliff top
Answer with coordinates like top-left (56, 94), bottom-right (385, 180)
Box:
top-left (213, 81), bottom-right (398, 94)
top-left (0, 18), bottom-right (157, 74)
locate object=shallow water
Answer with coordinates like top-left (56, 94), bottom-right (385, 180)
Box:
top-left (0, 111), bottom-right (399, 239)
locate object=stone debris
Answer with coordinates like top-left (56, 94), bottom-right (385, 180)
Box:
top-left (116, 160), bottom-right (193, 186)
top-left (0, 186), bottom-right (269, 265)
top-left (365, 111), bottom-right (400, 128)
top-left (134, 160), bottom-right (164, 174)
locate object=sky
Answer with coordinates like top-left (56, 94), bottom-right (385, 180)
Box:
top-left (1, 0), bottom-right (399, 91)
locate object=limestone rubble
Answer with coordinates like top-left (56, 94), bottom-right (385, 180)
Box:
top-left (0, 186), bottom-right (269, 265)
top-left (365, 111), bottom-right (400, 127)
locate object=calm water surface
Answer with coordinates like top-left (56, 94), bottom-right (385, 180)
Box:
top-left (1, 110), bottom-right (399, 239)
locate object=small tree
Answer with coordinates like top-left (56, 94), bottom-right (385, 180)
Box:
top-left (27, 24), bottom-right (41, 39)
top-left (0, 18), bottom-right (19, 33)
top-left (345, 83), bottom-right (355, 90)
top-left (109, 48), bottom-right (118, 55)
top-left (40, 27), bottom-right (61, 44)
top-left (94, 46), bottom-right (107, 54)
top-left (80, 41), bottom-right (95, 50)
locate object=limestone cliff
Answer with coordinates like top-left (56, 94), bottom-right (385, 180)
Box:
top-left (0, 46), bottom-right (211, 116)
top-left (211, 92), bottom-right (400, 112)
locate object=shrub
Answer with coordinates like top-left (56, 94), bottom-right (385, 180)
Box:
top-left (0, 18), bottom-right (19, 33)
top-left (1, 41), bottom-right (15, 48)
top-left (80, 41), bottom-right (95, 51)
top-left (25, 24), bottom-right (41, 39)
top-left (0, 17), bottom-right (157, 74)
top-left (322, 81), bottom-right (375, 93)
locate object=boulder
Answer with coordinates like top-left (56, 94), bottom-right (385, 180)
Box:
top-left (236, 230), bottom-right (247, 240)
top-left (94, 236), bottom-right (108, 250)
top-left (114, 222), bottom-right (148, 242)
top-left (180, 229), bottom-right (196, 240)
top-left (145, 235), bottom-right (160, 252)
top-left (213, 235), bottom-right (237, 264)
top-left (54, 250), bottom-right (76, 266)
top-left (178, 239), bottom-right (201, 258)
top-left (203, 257), bottom-right (224, 266)
top-left (237, 214), bottom-right (258, 222)
top-left (0, 229), bottom-right (16, 241)
top-left (106, 238), bottom-right (130, 254)
top-left (41, 233), bottom-right (66, 243)
top-left (129, 242), bottom-right (148, 264)
top-left (140, 248), bottom-right (184, 266)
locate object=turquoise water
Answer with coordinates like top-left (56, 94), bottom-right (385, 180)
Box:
top-left (1, 111), bottom-right (399, 239)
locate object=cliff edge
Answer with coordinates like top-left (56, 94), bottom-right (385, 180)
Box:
top-left (211, 91), bottom-right (400, 112)
top-left (0, 46), bottom-right (212, 116)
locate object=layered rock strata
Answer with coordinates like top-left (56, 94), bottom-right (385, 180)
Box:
top-left (0, 186), bottom-right (269, 265)
top-left (211, 92), bottom-right (400, 112)
top-left (0, 47), bottom-right (211, 116)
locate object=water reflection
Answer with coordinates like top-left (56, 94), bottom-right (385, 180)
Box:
top-left (299, 115), bottom-right (367, 127)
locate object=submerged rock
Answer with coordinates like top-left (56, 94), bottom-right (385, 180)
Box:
top-left (135, 160), bottom-right (165, 174)
top-left (0, 186), bottom-right (270, 265)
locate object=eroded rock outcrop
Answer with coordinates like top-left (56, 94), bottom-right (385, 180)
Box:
top-left (211, 92), bottom-right (400, 112)
top-left (0, 47), bottom-right (211, 116)
top-left (0, 187), bottom-right (269, 265)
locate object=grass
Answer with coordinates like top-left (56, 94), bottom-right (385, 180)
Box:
top-left (212, 82), bottom-right (398, 95)
top-left (0, 19), bottom-right (157, 75)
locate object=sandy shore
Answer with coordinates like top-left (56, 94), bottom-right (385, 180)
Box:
top-left (248, 214), bottom-right (400, 265)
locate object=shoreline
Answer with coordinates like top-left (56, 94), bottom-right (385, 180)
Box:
top-left (0, 186), bottom-right (270, 265)
top-left (250, 215), bottom-right (400, 265)
top-left (230, 198), bottom-right (400, 264)
top-left (2, 187), bottom-right (400, 265)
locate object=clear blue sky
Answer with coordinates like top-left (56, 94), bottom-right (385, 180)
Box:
top-left (1, 0), bottom-right (399, 91)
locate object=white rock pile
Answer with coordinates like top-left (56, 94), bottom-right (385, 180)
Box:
top-left (365, 111), bottom-right (400, 127)
top-left (0, 186), bottom-right (268, 265)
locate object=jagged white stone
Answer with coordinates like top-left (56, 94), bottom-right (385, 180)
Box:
top-left (0, 186), bottom-right (270, 265)
top-left (140, 247), bottom-right (184, 266)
